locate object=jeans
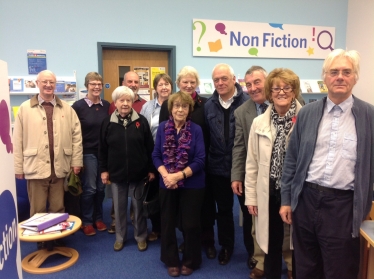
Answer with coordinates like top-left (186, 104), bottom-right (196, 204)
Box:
top-left (81, 154), bottom-right (106, 225)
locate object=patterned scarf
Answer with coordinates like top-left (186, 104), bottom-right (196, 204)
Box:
top-left (269, 100), bottom-right (296, 189)
top-left (115, 109), bottom-right (132, 127)
top-left (163, 116), bottom-right (192, 187)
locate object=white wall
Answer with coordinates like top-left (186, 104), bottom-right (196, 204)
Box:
top-left (346, 0), bottom-right (374, 105)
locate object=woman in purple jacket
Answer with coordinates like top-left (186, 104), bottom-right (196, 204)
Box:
top-left (152, 92), bottom-right (205, 277)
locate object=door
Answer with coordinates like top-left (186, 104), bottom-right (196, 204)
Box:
top-left (102, 48), bottom-right (170, 102)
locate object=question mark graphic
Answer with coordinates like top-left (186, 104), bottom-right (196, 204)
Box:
top-left (193, 21), bottom-right (206, 52)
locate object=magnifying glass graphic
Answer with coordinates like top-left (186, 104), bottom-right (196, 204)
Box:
top-left (317, 30), bottom-right (334, 51)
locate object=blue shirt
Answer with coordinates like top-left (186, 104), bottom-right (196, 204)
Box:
top-left (140, 98), bottom-right (162, 141)
top-left (306, 95), bottom-right (356, 190)
top-left (255, 101), bottom-right (269, 116)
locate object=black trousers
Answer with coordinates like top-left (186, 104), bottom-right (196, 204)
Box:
top-left (237, 190), bottom-right (254, 257)
top-left (208, 174), bottom-right (234, 251)
top-left (159, 187), bottom-right (205, 269)
top-left (200, 177), bottom-right (216, 247)
top-left (293, 183), bottom-right (359, 279)
top-left (264, 194), bottom-right (284, 279)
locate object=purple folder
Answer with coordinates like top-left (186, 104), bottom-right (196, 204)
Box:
top-left (21, 213), bottom-right (69, 231)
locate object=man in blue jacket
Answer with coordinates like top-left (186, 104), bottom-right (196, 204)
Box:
top-left (205, 63), bottom-right (249, 265)
top-left (280, 49), bottom-right (374, 278)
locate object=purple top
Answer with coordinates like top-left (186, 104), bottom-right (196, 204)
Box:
top-left (152, 120), bottom-right (205, 189)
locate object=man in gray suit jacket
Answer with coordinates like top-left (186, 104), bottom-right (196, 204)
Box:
top-left (231, 66), bottom-right (303, 279)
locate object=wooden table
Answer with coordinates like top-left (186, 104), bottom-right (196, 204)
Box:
top-left (360, 220), bottom-right (374, 279)
top-left (19, 215), bottom-right (81, 274)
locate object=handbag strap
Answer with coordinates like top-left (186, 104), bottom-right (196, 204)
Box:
top-left (133, 177), bottom-right (150, 201)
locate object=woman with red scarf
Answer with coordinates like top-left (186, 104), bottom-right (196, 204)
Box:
top-left (152, 92), bottom-right (206, 277)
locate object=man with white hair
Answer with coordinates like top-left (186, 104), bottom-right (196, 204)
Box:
top-left (205, 63), bottom-right (249, 265)
top-left (280, 49), bottom-right (374, 278)
top-left (14, 70), bottom-right (82, 217)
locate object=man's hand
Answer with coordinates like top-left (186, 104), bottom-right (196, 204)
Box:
top-left (279, 205), bottom-right (292, 224)
top-left (231, 180), bottom-right (243, 196)
top-left (72, 166), bottom-right (81, 175)
top-left (248, 205), bottom-right (258, 216)
top-left (148, 172), bottom-right (155, 182)
top-left (101, 172), bottom-right (110, 185)
top-left (15, 174), bottom-right (25, 179)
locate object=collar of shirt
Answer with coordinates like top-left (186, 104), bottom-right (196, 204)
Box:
top-left (153, 98), bottom-right (162, 109)
top-left (38, 94), bottom-right (56, 106)
top-left (326, 95), bottom-right (353, 113)
top-left (218, 88), bottom-right (238, 109)
top-left (255, 101), bottom-right (270, 116)
top-left (84, 95), bottom-right (104, 107)
top-left (135, 94), bottom-right (143, 103)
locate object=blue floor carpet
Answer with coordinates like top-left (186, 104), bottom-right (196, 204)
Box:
top-left (21, 197), bottom-right (289, 278)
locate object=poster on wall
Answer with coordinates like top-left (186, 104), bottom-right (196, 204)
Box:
top-left (134, 67), bottom-right (150, 98)
top-left (192, 19), bottom-right (335, 59)
top-left (27, 50), bottom-right (47, 75)
top-left (151, 67), bottom-right (165, 89)
top-left (0, 60), bottom-right (23, 279)
top-left (134, 67), bottom-right (150, 89)
top-left (198, 79), bottom-right (214, 94)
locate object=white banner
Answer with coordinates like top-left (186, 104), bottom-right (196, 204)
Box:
top-left (0, 60), bottom-right (22, 278)
top-left (193, 19), bottom-right (335, 59)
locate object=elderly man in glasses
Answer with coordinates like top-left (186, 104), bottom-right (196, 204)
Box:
top-left (280, 49), bottom-right (374, 279)
top-left (14, 70), bottom-right (82, 219)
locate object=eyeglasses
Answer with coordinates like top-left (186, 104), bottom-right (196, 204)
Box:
top-left (39, 80), bottom-right (56, 85)
top-left (271, 86), bottom-right (293, 94)
top-left (326, 69), bottom-right (353, 77)
top-left (88, 82), bottom-right (103, 87)
top-left (173, 103), bottom-right (189, 110)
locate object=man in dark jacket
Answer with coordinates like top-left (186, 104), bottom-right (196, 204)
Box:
top-left (205, 63), bottom-right (249, 265)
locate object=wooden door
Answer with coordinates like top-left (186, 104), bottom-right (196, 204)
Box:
top-left (102, 49), bottom-right (169, 102)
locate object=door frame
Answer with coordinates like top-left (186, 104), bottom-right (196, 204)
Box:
top-left (97, 42), bottom-right (176, 88)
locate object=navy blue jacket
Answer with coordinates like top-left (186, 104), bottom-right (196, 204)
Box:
top-left (204, 83), bottom-right (249, 177)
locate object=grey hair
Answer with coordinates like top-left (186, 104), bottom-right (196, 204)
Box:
top-left (245, 66), bottom-right (268, 78)
top-left (212, 63), bottom-right (235, 79)
top-left (111, 86), bottom-right (135, 103)
top-left (322, 49), bottom-right (360, 81)
top-left (176, 66), bottom-right (200, 87)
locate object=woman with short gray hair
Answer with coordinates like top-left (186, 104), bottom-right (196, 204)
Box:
top-left (99, 86), bottom-right (155, 252)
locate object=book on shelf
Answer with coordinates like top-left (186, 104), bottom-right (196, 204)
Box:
top-left (22, 221), bottom-right (75, 236)
top-left (21, 213), bottom-right (69, 232)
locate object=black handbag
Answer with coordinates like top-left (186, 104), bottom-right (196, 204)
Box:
top-left (134, 177), bottom-right (160, 218)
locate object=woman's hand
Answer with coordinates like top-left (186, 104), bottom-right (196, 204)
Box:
top-left (279, 205), bottom-right (292, 224)
top-left (101, 172), bottom-right (110, 185)
top-left (248, 205), bottom-right (258, 216)
top-left (163, 173), bottom-right (180, 188)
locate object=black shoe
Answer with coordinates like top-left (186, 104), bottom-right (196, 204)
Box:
top-left (218, 248), bottom-right (232, 265)
top-left (247, 256), bottom-right (258, 269)
top-left (205, 246), bottom-right (217, 259)
top-left (178, 242), bottom-right (185, 253)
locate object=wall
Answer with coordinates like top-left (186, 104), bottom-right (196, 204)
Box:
top-left (0, 0), bottom-right (348, 102)
top-left (346, 0), bottom-right (374, 105)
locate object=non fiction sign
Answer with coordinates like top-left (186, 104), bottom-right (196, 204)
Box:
top-left (193, 19), bottom-right (335, 59)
